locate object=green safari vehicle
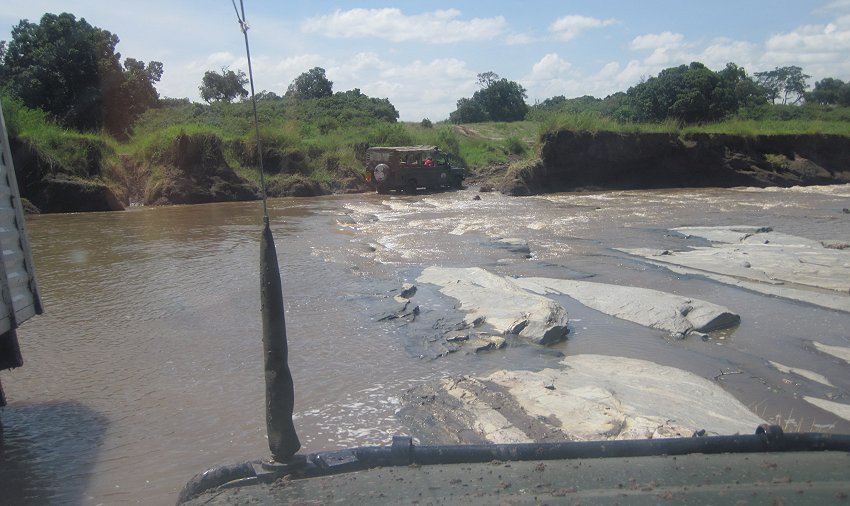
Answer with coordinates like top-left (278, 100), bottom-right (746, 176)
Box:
top-left (367, 145), bottom-right (465, 194)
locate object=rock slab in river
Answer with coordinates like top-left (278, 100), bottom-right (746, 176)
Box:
top-left (417, 267), bottom-right (568, 345)
top-left (515, 277), bottom-right (740, 338)
top-left (399, 354), bottom-right (764, 444)
top-left (621, 226), bottom-right (850, 313)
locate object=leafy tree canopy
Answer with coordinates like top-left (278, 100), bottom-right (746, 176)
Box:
top-left (286, 67), bottom-right (333, 99)
top-left (0, 12), bottom-right (163, 136)
top-left (623, 62), bottom-right (765, 123)
top-left (449, 97), bottom-right (489, 123)
top-left (199, 67), bottom-right (248, 103)
top-left (754, 66), bottom-right (810, 105)
top-left (450, 72), bottom-right (528, 123)
top-left (806, 77), bottom-right (850, 107)
top-left (297, 88), bottom-right (399, 125)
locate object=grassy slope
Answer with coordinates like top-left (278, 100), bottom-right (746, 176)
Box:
top-left (2, 95), bottom-right (129, 202)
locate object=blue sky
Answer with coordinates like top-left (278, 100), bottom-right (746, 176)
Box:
top-left (3, 1), bottom-right (850, 121)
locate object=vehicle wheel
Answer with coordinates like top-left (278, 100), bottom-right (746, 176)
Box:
top-left (452, 177), bottom-right (463, 189)
top-left (376, 185), bottom-right (389, 194)
top-left (406, 179), bottom-right (417, 194)
top-left (373, 164), bottom-right (389, 183)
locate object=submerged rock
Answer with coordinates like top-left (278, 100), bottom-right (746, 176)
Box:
top-left (803, 397), bottom-right (850, 422)
top-left (393, 283), bottom-right (417, 303)
top-left (812, 341), bottom-right (850, 363)
top-left (468, 335), bottom-right (506, 353)
top-left (768, 360), bottom-right (835, 388)
top-left (493, 237), bottom-right (531, 256)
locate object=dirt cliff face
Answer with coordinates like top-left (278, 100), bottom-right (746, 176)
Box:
top-left (502, 132), bottom-right (850, 195)
top-left (10, 138), bottom-right (124, 213)
top-left (145, 134), bottom-right (258, 205)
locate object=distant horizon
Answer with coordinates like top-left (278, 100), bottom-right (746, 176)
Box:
top-left (3, 1), bottom-right (850, 121)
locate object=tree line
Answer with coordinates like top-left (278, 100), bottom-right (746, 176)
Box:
top-left (3, 12), bottom-right (849, 135)
top-left (0, 12), bottom-right (398, 140)
top-left (453, 62), bottom-right (850, 125)
top-left (0, 13), bottom-right (162, 138)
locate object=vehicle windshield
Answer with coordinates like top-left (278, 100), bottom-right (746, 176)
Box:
top-left (1, 2), bottom-right (849, 504)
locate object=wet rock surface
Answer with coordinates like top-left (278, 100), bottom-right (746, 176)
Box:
top-left (417, 267), bottom-right (570, 346)
top-left (399, 354), bottom-right (764, 445)
top-left (621, 226), bottom-right (850, 312)
top-left (515, 277), bottom-right (740, 338)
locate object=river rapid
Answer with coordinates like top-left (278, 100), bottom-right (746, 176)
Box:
top-left (1, 185), bottom-right (849, 504)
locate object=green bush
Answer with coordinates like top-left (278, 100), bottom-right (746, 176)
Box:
top-left (504, 135), bottom-right (527, 155)
top-left (367, 122), bottom-right (413, 146)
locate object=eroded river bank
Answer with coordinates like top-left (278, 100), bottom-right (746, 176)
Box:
top-left (1, 184), bottom-right (849, 504)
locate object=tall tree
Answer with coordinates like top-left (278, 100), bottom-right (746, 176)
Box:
top-left (473, 78), bottom-right (528, 122)
top-left (285, 67), bottom-right (333, 99)
top-left (450, 72), bottom-right (528, 123)
top-left (711, 63), bottom-right (765, 115)
top-left (624, 61), bottom-right (765, 123)
top-left (199, 67), bottom-right (248, 103)
top-left (449, 97), bottom-right (489, 123)
top-left (754, 66), bottom-right (811, 105)
top-left (103, 58), bottom-right (164, 138)
top-left (806, 77), bottom-right (850, 106)
top-left (476, 71), bottom-right (500, 88)
top-left (0, 13), bottom-right (162, 134)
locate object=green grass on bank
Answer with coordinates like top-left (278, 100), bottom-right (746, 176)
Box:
top-left (539, 110), bottom-right (850, 137)
top-left (2, 94), bottom-right (122, 184)
top-left (683, 118), bottom-right (850, 136)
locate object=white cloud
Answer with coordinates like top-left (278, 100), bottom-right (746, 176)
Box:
top-left (630, 31), bottom-right (684, 50)
top-left (698, 40), bottom-right (758, 70)
top-left (301, 8), bottom-right (506, 44)
top-left (522, 53), bottom-right (573, 98)
top-left (357, 57), bottom-right (477, 120)
top-left (529, 53), bottom-right (572, 80)
top-left (269, 54), bottom-right (329, 76)
top-left (616, 60), bottom-right (651, 85)
top-left (624, 32), bottom-right (758, 78)
top-left (760, 14), bottom-right (850, 78)
top-left (549, 15), bottom-right (617, 42)
top-left (523, 57), bottom-right (662, 103)
top-left (505, 32), bottom-right (535, 45)
top-left (184, 53), bottom-right (240, 77)
top-left (815, 0), bottom-right (850, 14)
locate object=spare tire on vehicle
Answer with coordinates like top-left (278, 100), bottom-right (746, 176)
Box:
top-left (374, 163), bottom-right (389, 183)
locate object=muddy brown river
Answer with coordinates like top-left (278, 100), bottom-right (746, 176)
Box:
top-left (1, 185), bottom-right (849, 504)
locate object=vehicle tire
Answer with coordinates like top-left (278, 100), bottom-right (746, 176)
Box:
top-left (452, 176), bottom-right (463, 189)
top-left (406, 179), bottom-right (417, 194)
top-left (376, 184), bottom-right (389, 194)
top-left (373, 164), bottom-right (389, 183)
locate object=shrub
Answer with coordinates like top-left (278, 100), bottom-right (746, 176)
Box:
top-left (504, 136), bottom-right (527, 155)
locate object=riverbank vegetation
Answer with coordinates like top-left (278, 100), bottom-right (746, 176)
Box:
top-left (2, 11), bottom-right (850, 212)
